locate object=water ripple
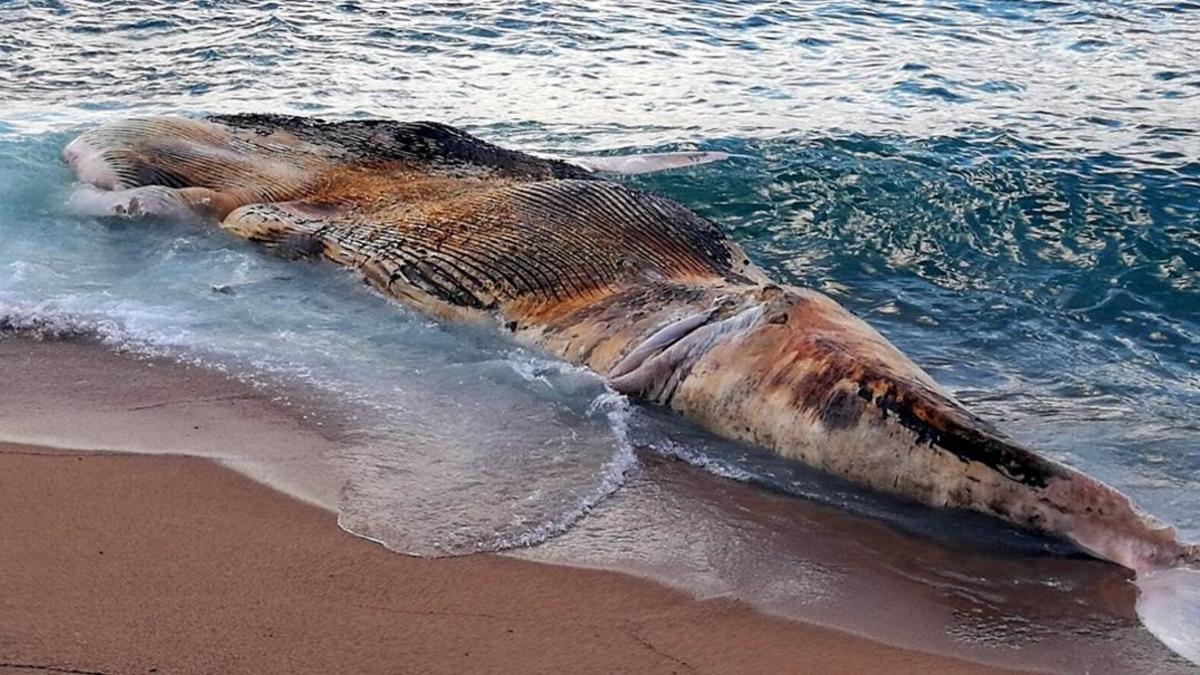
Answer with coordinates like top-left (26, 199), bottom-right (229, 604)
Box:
top-left (0, 1), bottom-right (1196, 163)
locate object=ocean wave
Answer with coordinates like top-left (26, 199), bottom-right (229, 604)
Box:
top-left (0, 297), bottom-right (641, 555)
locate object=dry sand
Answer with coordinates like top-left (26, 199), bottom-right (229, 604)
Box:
top-left (0, 338), bottom-right (1009, 674)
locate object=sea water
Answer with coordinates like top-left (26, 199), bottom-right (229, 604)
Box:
top-left (1, 1), bottom-right (1198, 671)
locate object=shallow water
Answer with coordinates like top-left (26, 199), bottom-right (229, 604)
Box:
top-left (1, 0), bottom-right (1198, 671)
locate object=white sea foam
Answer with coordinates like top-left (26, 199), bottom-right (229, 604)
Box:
top-left (497, 389), bottom-right (637, 550)
top-left (0, 279), bottom-right (640, 557)
top-left (653, 437), bottom-right (759, 483)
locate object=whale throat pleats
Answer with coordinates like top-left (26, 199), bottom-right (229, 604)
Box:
top-left (224, 175), bottom-right (761, 316)
top-left (66, 115), bottom-right (761, 316)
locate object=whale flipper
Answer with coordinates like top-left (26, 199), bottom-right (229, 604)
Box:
top-left (563, 151), bottom-right (732, 175)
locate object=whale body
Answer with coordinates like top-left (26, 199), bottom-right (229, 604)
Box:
top-left (62, 114), bottom-right (1199, 581)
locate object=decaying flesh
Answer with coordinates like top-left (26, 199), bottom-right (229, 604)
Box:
top-left (64, 115), bottom-right (1198, 572)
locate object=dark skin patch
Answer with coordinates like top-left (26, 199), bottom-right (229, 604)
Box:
top-left (819, 387), bottom-right (864, 430)
top-left (207, 113), bottom-right (595, 181)
top-left (272, 233), bottom-right (326, 260)
top-left (859, 382), bottom-right (1063, 490)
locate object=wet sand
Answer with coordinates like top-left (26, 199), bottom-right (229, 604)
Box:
top-left (0, 338), bottom-right (1007, 674)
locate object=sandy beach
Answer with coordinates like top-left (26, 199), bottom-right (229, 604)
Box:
top-left (0, 337), bottom-right (1010, 674)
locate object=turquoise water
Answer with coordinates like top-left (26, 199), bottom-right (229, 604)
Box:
top-left (2, 1), bottom-right (1198, 671)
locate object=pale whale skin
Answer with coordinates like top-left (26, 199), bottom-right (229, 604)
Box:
top-left (63, 114), bottom-right (1198, 574)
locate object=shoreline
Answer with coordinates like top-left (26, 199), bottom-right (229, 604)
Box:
top-left (0, 440), bottom-right (1006, 674)
top-left (0, 336), bottom-right (1013, 673)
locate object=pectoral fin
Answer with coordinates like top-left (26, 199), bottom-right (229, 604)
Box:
top-left (562, 151), bottom-right (732, 175)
